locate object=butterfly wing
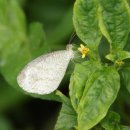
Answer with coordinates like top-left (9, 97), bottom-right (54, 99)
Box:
top-left (17, 49), bottom-right (73, 94)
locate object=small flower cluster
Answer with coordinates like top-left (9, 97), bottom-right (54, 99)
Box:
top-left (78, 44), bottom-right (89, 58)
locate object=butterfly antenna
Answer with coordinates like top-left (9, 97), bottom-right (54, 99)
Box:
top-left (68, 32), bottom-right (76, 45)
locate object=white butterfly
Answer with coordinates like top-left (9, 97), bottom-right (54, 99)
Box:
top-left (17, 44), bottom-right (74, 95)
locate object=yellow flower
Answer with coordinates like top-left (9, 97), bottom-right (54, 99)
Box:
top-left (78, 44), bottom-right (89, 58)
top-left (115, 60), bottom-right (124, 66)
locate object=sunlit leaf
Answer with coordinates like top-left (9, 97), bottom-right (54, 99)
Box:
top-left (73, 0), bottom-right (102, 51)
top-left (78, 67), bottom-right (120, 130)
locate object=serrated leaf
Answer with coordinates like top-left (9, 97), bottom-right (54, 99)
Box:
top-left (73, 0), bottom-right (102, 50)
top-left (54, 98), bottom-right (77, 130)
top-left (78, 67), bottom-right (120, 130)
top-left (98, 0), bottom-right (130, 50)
top-left (101, 111), bottom-right (120, 130)
top-left (69, 61), bottom-right (101, 111)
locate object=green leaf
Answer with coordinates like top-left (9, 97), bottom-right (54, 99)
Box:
top-left (127, 0), bottom-right (130, 6)
top-left (28, 22), bottom-right (50, 58)
top-left (91, 125), bottom-right (104, 130)
top-left (69, 61), bottom-right (101, 111)
top-left (124, 34), bottom-right (130, 52)
top-left (0, 75), bottom-right (29, 111)
top-left (78, 66), bottom-right (120, 130)
top-left (73, 0), bottom-right (102, 50)
top-left (0, 0), bottom-right (26, 28)
top-left (120, 125), bottom-right (130, 130)
top-left (0, 0), bottom-right (61, 101)
top-left (121, 66), bottom-right (130, 94)
top-left (54, 97), bottom-right (77, 130)
top-left (0, 116), bottom-right (13, 130)
top-left (101, 111), bottom-right (120, 130)
top-left (0, 0), bottom-right (31, 90)
top-left (98, 0), bottom-right (130, 50)
top-left (48, 8), bottom-right (73, 49)
top-left (100, 111), bottom-right (130, 130)
top-left (106, 50), bottom-right (130, 62)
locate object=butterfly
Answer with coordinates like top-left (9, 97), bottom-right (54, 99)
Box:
top-left (17, 44), bottom-right (74, 95)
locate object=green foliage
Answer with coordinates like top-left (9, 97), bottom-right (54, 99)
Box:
top-left (98, 0), bottom-right (130, 50)
top-left (101, 111), bottom-right (130, 130)
top-left (55, 102), bottom-right (77, 130)
top-left (0, 0), bottom-right (30, 89)
top-left (54, 93), bottom-right (77, 130)
top-left (73, 0), bottom-right (102, 51)
top-left (106, 50), bottom-right (130, 62)
top-left (101, 111), bottom-right (120, 130)
top-left (28, 22), bottom-right (49, 58)
top-left (0, 0), bottom-right (60, 101)
top-left (69, 0), bottom-right (130, 129)
top-left (69, 61), bottom-right (101, 111)
top-left (0, 75), bottom-right (28, 111)
top-left (121, 66), bottom-right (130, 94)
top-left (77, 67), bottom-right (120, 130)
top-left (120, 126), bottom-right (130, 130)
top-left (0, 116), bottom-right (13, 130)
top-left (0, 0), bottom-right (130, 130)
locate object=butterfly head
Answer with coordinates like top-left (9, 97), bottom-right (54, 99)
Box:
top-left (66, 44), bottom-right (74, 59)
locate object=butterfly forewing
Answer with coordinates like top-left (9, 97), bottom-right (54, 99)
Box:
top-left (17, 49), bottom-right (73, 94)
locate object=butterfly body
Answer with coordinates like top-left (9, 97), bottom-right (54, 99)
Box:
top-left (17, 45), bottom-right (73, 94)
